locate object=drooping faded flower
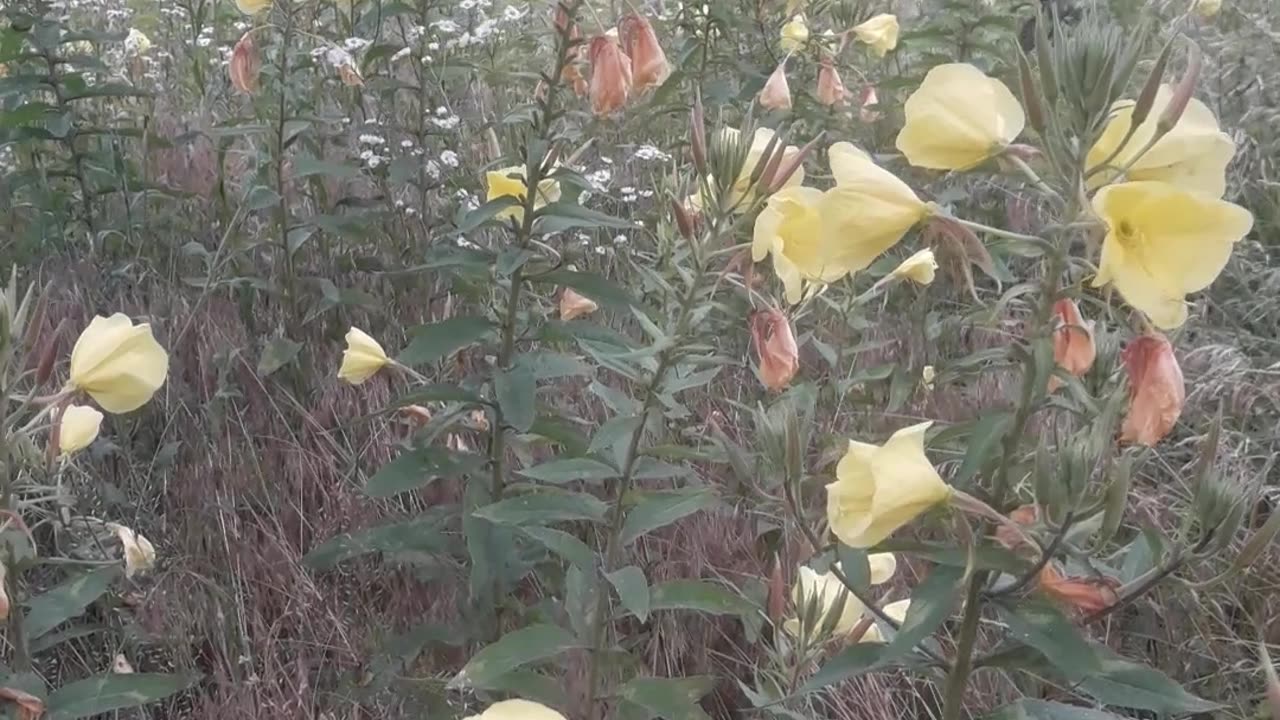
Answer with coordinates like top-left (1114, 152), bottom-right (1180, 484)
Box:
top-left (59, 404), bottom-right (104, 455)
top-left (779, 15), bottom-right (809, 53)
top-left (896, 63), bottom-right (1026, 170)
top-left (485, 165), bottom-right (562, 222)
top-left (816, 57), bottom-right (848, 107)
top-left (1049, 299), bottom-right (1096, 391)
top-left (338, 327), bottom-right (390, 385)
top-left (462, 699), bottom-right (567, 720)
top-left (1086, 86), bottom-right (1235, 197)
top-left (852, 14), bottom-right (899, 57)
top-left (619, 13), bottom-right (669, 89)
top-left (229, 32), bottom-right (260, 94)
top-left (588, 35), bottom-right (632, 116)
top-left (760, 60), bottom-right (793, 111)
top-left (1091, 181), bottom-right (1253, 329)
top-left (890, 249), bottom-right (938, 285)
top-left (1119, 333), bottom-right (1185, 446)
top-left (68, 314), bottom-right (170, 414)
top-left (559, 288), bottom-right (599, 321)
top-left (112, 524), bottom-right (156, 578)
top-left (826, 422), bottom-right (952, 548)
top-left (750, 308), bottom-right (799, 391)
top-left (1037, 564), bottom-right (1119, 614)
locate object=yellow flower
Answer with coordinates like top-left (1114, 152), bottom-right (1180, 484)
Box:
top-left (826, 421), bottom-right (951, 548)
top-left (59, 405), bottom-right (103, 455)
top-left (463, 700), bottom-right (567, 720)
top-left (235, 0), bottom-right (272, 14)
top-left (890, 248), bottom-right (937, 285)
top-left (111, 524), bottom-right (156, 578)
top-left (780, 15), bottom-right (809, 53)
top-left (1194, 0), bottom-right (1221, 17)
top-left (852, 14), bottom-right (899, 57)
top-left (895, 63), bottom-right (1025, 170)
top-left (921, 365), bottom-right (936, 390)
top-left (68, 314), bottom-right (169, 414)
top-left (858, 599), bottom-right (912, 643)
top-left (485, 165), bottom-right (562, 223)
top-left (1086, 86), bottom-right (1235, 197)
top-left (1091, 181), bottom-right (1253, 329)
top-left (782, 555), bottom-right (897, 638)
top-left (338, 327), bottom-right (390, 384)
top-left (692, 128), bottom-right (805, 213)
top-left (125, 28), bottom-right (151, 55)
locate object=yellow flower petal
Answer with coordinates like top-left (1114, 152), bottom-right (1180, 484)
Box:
top-left (826, 421), bottom-right (950, 548)
top-left (463, 699), bottom-right (568, 720)
top-left (235, 0), bottom-right (272, 14)
top-left (485, 165), bottom-right (562, 223)
top-left (338, 327), bottom-right (391, 384)
top-left (752, 186), bottom-right (827, 304)
top-left (785, 565), bottom-right (864, 638)
top-left (112, 524), bottom-right (156, 579)
top-left (59, 405), bottom-right (103, 455)
top-left (1091, 181), bottom-right (1253, 329)
top-left (852, 14), bottom-right (899, 57)
top-left (779, 15), bottom-right (809, 53)
top-left (858, 598), bottom-right (911, 643)
top-left (895, 63), bottom-right (1025, 170)
top-left (890, 249), bottom-right (938, 285)
top-left (69, 314), bottom-right (169, 414)
top-left (867, 552), bottom-right (898, 585)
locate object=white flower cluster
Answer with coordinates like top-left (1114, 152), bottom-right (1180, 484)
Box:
top-left (634, 144), bottom-right (672, 162)
top-left (429, 106), bottom-right (460, 130)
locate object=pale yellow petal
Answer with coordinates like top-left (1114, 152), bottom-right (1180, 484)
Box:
top-left (338, 327), bottom-right (390, 384)
top-left (867, 552), bottom-right (898, 585)
top-left (69, 314), bottom-right (169, 414)
top-left (474, 699), bottom-right (568, 720)
top-left (59, 405), bottom-right (103, 455)
top-left (896, 63), bottom-right (1025, 170)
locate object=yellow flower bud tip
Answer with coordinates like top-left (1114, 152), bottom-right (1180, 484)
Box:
top-left (338, 327), bottom-right (391, 385)
top-left (111, 524), bottom-right (156, 579)
top-left (852, 14), bottom-right (899, 58)
top-left (59, 404), bottom-right (104, 455)
top-left (896, 63), bottom-right (1026, 171)
top-left (462, 699), bottom-right (568, 720)
top-left (890, 249), bottom-right (938, 285)
top-left (1091, 181), bottom-right (1252, 329)
top-left (485, 165), bottom-right (562, 222)
top-left (68, 314), bottom-right (170, 414)
top-left (825, 421), bottom-right (950, 549)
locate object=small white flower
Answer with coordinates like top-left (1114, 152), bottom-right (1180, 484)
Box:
top-left (613, 234), bottom-right (628, 245)
top-left (432, 19), bottom-right (459, 34)
top-left (578, 191), bottom-right (592, 204)
top-left (391, 47), bottom-right (412, 62)
top-left (400, 139), bottom-right (415, 148)
top-left (459, 0), bottom-right (476, 8)
top-left (427, 41), bottom-right (440, 51)
top-left (502, 5), bottom-right (522, 20)
top-left (620, 186), bottom-right (636, 194)
top-left (364, 117), bottom-right (379, 125)
top-left (366, 155), bottom-right (384, 168)
top-left (425, 160), bottom-right (441, 178)
top-left (594, 245), bottom-right (609, 255)
top-left (600, 156), bottom-right (614, 165)
top-left (439, 149), bottom-right (460, 167)
top-left (196, 36), bottom-right (211, 47)
top-left (359, 134), bottom-right (386, 145)
top-left (634, 144), bottom-right (672, 162)
top-left (343, 37), bottom-right (371, 52)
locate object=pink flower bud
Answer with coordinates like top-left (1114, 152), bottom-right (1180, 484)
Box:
top-left (588, 35), bottom-right (632, 116)
top-left (229, 32), bottom-right (260, 95)
top-left (1049, 299), bottom-right (1096, 392)
top-left (759, 60), bottom-right (792, 111)
top-left (816, 57), bottom-right (848, 107)
top-left (619, 13), bottom-right (669, 90)
top-left (750, 308), bottom-right (799, 391)
top-left (1120, 333), bottom-right (1185, 446)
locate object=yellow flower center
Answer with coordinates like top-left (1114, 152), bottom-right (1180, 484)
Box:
top-left (1116, 218), bottom-right (1141, 249)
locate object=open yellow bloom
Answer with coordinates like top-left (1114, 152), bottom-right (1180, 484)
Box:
top-left (235, 0), bottom-right (272, 14)
top-left (1086, 86), bottom-right (1235, 197)
top-left (463, 700), bottom-right (567, 720)
top-left (858, 599), bottom-right (911, 643)
top-left (780, 15), bottom-right (809, 53)
top-left (1091, 181), bottom-right (1253, 329)
top-left (890, 248), bottom-right (938, 285)
top-left (485, 165), bottom-right (561, 223)
top-left (59, 405), bottom-right (103, 455)
top-left (782, 554), bottom-right (897, 638)
top-left (826, 421), bottom-right (951, 548)
top-left (896, 63), bottom-right (1025, 170)
top-left (852, 14), bottom-right (899, 57)
top-left (338, 327), bottom-right (390, 384)
top-left (68, 314), bottom-right (169, 414)
top-left (112, 524), bottom-right (156, 578)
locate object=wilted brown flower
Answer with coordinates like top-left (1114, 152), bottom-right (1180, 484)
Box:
top-left (588, 36), bottom-right (632, 116)
top-left (760, 60), bottom-right (792, 110)
top-left (619, 13), bottom-right (669, 89)
top-left (337, 61), bottom-right (364, 87)
top-left (995, 504), bottom-right (1039, 550)
top-left (1120, 333), bottom-right (1185, 446)
top-left (750, 308), bottom-right (799, 391)
top-left (1037, 563), bottom-right (1119, 615)
top-left (1049, 299), bottom-right (1096, 391)
top-left (816, 57), bottom-right (848, 106)
top-left (0, 685), bottom-right (43, 720)
top-left (229, 32), bottom-right (260, 95)
top-left (560, 288), bottom-right (599, 321)
top-left (399, 405), bottom-right (433, 428)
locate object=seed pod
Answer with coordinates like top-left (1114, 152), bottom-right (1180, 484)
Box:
top-left (1131, 37), bottom-right (1174, 128)
top-left (1017, 48), bottom-right (1046, 134)
top-left (1157, 43), bottom-right (1202, 134)
top-left (766, 131), bottom-right (822, 194)
top-left (690, 94), bottom-right (707, 175)
top-left (1036, 12), bottom-right (1057, 106)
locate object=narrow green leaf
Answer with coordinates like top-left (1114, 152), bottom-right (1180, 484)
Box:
top-left (495, 363), bottom-right (537, 432)
top-left (24, 566), bottom-right (122, 639)
top-left (952, 412), bottom-right (1013, 487)
top-left (473, 491), bottom-right (609, 525)
top-left (454, 196), bottom-right (520, 234)
top-left (257, 336), bottom-right (302, 377)
top-left (620, 488), bottom-right (718, 545)
top-left (303, 513), bottom-right (452, 570)
top-left (292, 155), bottom-right (360, 179)
top-left (533, 201), bottom-right (638, 233)
top-left (879, 564), bottom-right (964, 662)
top-left (799, 643), bottom-right (888, 694)
top-left (451, 624), bottom-right (578, 689)
top-left (648, 579), bottom-right (753, 617)
top-left (618, 676), bottom-right (715, 720)
top-left (983, 699), bottom-right (1128, 720)
top-left (519, 526), bottom-right (595, 571)
top-left (519, 457), bottom-right (619, 484)
top-left (1078, 649), bottom-right (1221, 714)
top-left (365, 447), bottom-right (485, 497)
top-left (606, 566), bottom-right (651, 622)
top-left (46, 672), bottom-right (200, 719)
top-left (996, 600), bottom-right (1103, 680)
top-left (398, 317), bottom-right (493, 366)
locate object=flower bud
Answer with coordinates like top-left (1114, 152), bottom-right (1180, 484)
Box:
top-left (588, 36), bottom-right (632, 116)
top-left (1037, 563), bottom-right (1119, 615)
top-left (59, 404), bottom-right (103, 455)
top-left (618, 13), bottom-right (669, 90)
top-left (553, 1), bottom-right (579, 39)
top-left (229, 32), bottom-right (260, 94)
top-left (816, 57), bottom-right (848, 107)
top-left (858, 84), bottom-right (881, 122)
top-left (690, 95), bottom-right (708, 174)
top-left (1157, 43), bottom-right (1202, 134)
top-left (889, 249), bottom-right (938, 286)
top-left (671, 197), bottom-right (697, 240)
top-left (338, 327), bottom-right (390, 385)
top-left (995, 504), bottom-right (1039, 550)
top-left (750, 308), bottom-right (799, 392)
top-left (0, 562), bottom-right (9, 621)
top-left (767, 557), bottom-right (787, 625)
top-left (765, 131), bottom-right (821, 194)
top-left (559, 288), bottom-right (599, 321)
top-left (1017, 48), bottom-right (1046, 133)
top-left (759, 60), bottom-right (792, 111)
top-left (1120, 332), bottom-right (1185, 446)
top-left (1131, 38), bottom-right (1174, 128)
top-left (1048, 298), bottom-right (1096, 392)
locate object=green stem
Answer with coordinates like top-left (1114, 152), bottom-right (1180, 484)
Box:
top-left (274, 12), bottom-right (298, 323)
top-left (941, 576), bottom-right (983, 720)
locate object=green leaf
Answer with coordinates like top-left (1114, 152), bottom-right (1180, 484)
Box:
top-left (303, 514), bottom-right (452, 570)
top-left (454, 196), bottom-right (519, 234)
top-left (398, 317), bottom-right (493, 366)
top-left (606, 566), bottom-right (651, 622)
top-left (618, 676), bottom-right (715, 720)
top-left (1078, 649), bottom-right (1221, 714)
top-left (799, 643), bottom-right (889, 694)
top-left (995, 601), bottom-right (1103, 680)
top-left (450, 624), bottom-right (577, 689)
top-left (876, 539), bottom-right (1029, 574)
top-left (256, 336), bottom-right (302, 377)
top-left (538, 269), bottom-right (640, 311)
top-left (519, 457), bottom-right (618, 484)
top-left (365, 447), bottom-right (485, 497)
top-left (952, 412), bottom-right (1013, 488)
top-left (473, 491), bottom-right (609, 525)
top-left (620, 488), bottom-right (718, 545)
top-left (24, 566), bottom-right (122, 639)
top-left (395, 383), bottom-right (485, 406)
top-left (245, 185), bottom-right (280, 210)
top-left (648, 579), bottom-right (753, 617)
top-left (495, 363), bottom-right (536, 432)
top-left (519, 526), bottom-right (595, 572)
top-left (984, 700), bottom-right (1127, 720)
top-left (533, 201), bottom-right (638, 233)
top-left (46, 672), bottom-right (200, 719)
top-left (879, 564), bottom-right (964, 663)
top-left (292, 155), bottom-right (360, 179)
